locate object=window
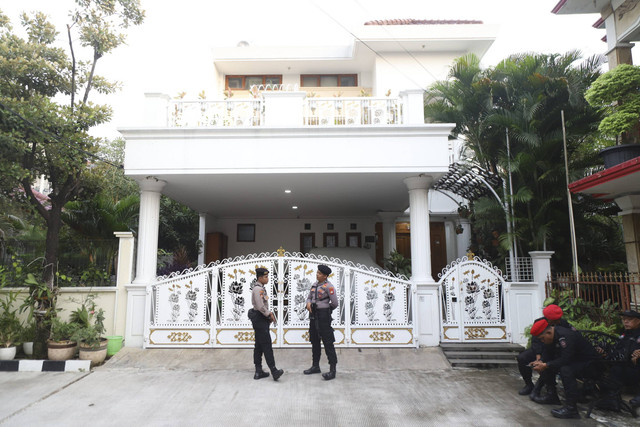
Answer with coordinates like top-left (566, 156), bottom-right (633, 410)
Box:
top-left (237, 224), bottom-right (255, 242)
top-left (300, 74), bottom-right (358, 87)
top-left (346, 232), bottom-right (361, 248)
top-left (225, 75), bottom-right (282, 90)
top-left (300, 233), bottom-right (315, 254)
top-left (323, 233), bottom-right (338, 248)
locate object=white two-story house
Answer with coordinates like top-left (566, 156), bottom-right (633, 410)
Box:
top-left (120, 19), bottom-right (502, 348)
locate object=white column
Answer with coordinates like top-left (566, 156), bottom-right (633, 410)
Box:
top-left (456, 218), bottom-right (472, 259)
top-left (377, 211), bottom-right (401, 258)
top-left (404, 176), bottom-right (434, 284)
top-left (529, 251), bottom-right (554, 310)
top-left (198, 213), bottom-right (207, 266)
top-left (399, 89), bottom-right (425, 124)
top-left (127, 177), bottom-right (165, 347)
top-left (144, 93), bottom-right (171, 127)
top-left (405, 175), bottom-right (440, 347)
top-left (114, 232), bottom-right (135, 338)
top-left (262, 91), bottom-right (306, 126)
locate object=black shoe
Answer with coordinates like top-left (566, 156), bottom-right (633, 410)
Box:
top-left (254, 370), bottom-right (269, 380)
top-left (304, 366), bottom-right (321, 375)
top-left (518, 383), bottom-right (534, 396)
top-left (322, 370), bottom-right (336, 380)
top-left (551, 406), bottom-right (580, 419)
top-left (533, 393), bottom-right (561, 405)
top-left (630, 395), bottom-right (640, 408)
top-left (271, 369), bottom-right (284, 381)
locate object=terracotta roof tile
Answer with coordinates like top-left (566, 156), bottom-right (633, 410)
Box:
top-left (364, 19), bottom-right (483, 26)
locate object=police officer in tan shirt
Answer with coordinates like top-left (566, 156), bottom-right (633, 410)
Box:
top-left (250, 268), bottom-right (283, 381)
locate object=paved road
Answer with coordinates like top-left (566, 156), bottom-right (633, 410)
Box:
top-left (0, 347), bottom-right (637, 426)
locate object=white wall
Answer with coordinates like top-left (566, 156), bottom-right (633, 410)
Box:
top-left (210, 217), bottom-right (378, 261)
top-left (373, 52), bottom-right (456, 96)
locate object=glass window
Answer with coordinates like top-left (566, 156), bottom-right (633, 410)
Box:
top-left (227, 77), bottom-right (243, 89)
top-left (340, 75), bottom-right (356, 87)
top-left (301, 76), bottom-right (317, 87)
top-left (245, 76), bottom-right (263, 89)
top-left (237, 224), bottom-right (255, 242)
top-left (320, 75), bottom-right (338, 87)
top-left (265, 76), bottom-right (280, 85)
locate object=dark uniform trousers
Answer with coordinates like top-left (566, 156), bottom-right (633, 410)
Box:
top-left (252, 314), bottom-right (275, 369)
top-left (517, 348), bottom-right (538, 384)
top-left (310, 308), bottom-right (337, 366)
top-left (541, 360), bottom-right (598, 405)
top-left (608, 363), bottom-right (640, 390)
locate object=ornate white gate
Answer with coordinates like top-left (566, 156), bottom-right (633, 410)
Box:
top-left (144, 249), bottom-right (415, 348)
top-left (438, 254), bottom-right (509, 342)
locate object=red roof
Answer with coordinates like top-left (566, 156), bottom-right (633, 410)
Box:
top-left (569, 156), bottom-right (640, 199)
top-left (364, 19), bottom-right (483, 26)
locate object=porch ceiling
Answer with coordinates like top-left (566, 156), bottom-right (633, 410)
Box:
top-left (149, 172), bottom-right (423, 219)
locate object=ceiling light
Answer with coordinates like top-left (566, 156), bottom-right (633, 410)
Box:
top-left (292, 206), bottom-right (298, 209)
top-left (285, 190), bottom-right (292, 193)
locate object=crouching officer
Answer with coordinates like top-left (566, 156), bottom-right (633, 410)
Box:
top-left (606, 310), bottom-right (640, 409)
top-left (249, 268), bottom-right (283, 381)
top-left (530, 318), bottom-right (601, 419)
top-left (303, 264), bottom-right (339, 380)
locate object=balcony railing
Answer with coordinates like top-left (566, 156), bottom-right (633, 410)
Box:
top-left (167, 97), bottom-right (402, 128)
top-left (304, 97), bottom-right (400, 126)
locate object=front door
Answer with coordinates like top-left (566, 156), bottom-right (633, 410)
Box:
top-left (439, 255), bottom-right (508, 342)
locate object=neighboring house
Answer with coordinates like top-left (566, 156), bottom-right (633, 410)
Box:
top-left (555, 1), bottom-right (640, 275)
top-left (120, 19), bottom-right (503, 347)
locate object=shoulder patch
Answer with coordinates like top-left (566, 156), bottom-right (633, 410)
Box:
top-left (637, 337), bottom-right (640, 343)
top-left (329, 287), bottom-right (335, 295)
top-left (260, 290), bottom-right (264, 296)
top-left (559, 338), bottom-right (567, 348)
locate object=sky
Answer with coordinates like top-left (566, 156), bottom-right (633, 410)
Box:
top-left (1, 0), bottom-right (619, 138)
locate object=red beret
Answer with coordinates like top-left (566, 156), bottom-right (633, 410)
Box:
top-left (543, 304), bottom-right (563, 321)
top-left (530, 318), bottom-right (549, 337)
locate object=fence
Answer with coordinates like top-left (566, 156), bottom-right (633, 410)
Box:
top-left (545, 272), bottom-right (640, 311)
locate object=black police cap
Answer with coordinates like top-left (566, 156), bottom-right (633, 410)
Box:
top-left (318, 265), bottom-right (332, 276)
top-left (255, 267), bottom-right (268, 278)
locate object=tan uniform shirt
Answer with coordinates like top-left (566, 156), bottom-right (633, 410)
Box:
top-left (252, 283), bottom-right (271, 318)
top-left (306, 280), bottom-right (338, 310)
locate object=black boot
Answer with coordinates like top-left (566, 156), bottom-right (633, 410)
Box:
top-left (551, 405), bottom-right (580, 419)
top-left (533, 391), bottom-right (561, 405)
top-left (254, 366), bottom-right (269, 380)
top-left (322, 364), bottom-right (336, 381)
top-left (518, 382), bottom-right (534, 396)
top-left (304, 365), bottom-right (321, 375)
top-left (630, 395), bottom-right (640, 408)
top-left (528, 379), bottom-right (543, 400)
top-left (270, 367), bottom-right (284, 381)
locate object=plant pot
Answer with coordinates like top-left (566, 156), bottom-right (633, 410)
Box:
top-left (78, 338), bottom-right (108, 366)
top-left (106, 335), bottom-right (124, 357)
top-left (23, 341), bottom-right (34, 356)
top-left (0, 346), bottom-right (17, 360)
top-left (600, 144), bottom-right (640, 168)
top-left (47, 340), bottom-right (77, 361)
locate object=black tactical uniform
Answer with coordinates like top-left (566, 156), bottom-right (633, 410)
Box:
top-left (540, 326), bottom-right (601, 417)
top-left (607, 327), bottom-right (640, 396)
top-left (305, 277), bottom-right (339, 379)
top-left (516, 317), bottom-right (545, 395)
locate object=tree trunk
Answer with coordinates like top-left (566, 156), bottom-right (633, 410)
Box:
top-left (43, 205), bottom-right (63, 288)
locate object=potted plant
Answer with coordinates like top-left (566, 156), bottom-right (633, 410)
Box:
top-left (585, 64), bottom-right (640, 168)
top-left (47, 317), bottom-right (79, 361)
top-left (0, 292), bottom-right (22, 360)
top-left (70, 298), bottom-right (107, 366)
top-left (21, 320), bottom-right (36, 357)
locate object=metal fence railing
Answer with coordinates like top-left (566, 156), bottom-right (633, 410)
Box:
top-left (545, 272), bottom-right (640, 311)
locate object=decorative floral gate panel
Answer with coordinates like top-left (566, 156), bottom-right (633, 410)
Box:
top-left (145, 250), bottom-right (415, 348)
top-left (439, 255), bottom-right (509, 342)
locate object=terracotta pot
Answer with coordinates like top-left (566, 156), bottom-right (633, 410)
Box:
top-left (47, 340), bottom-right (77, 361)
top-left (0, 346), bottom-right (17, 360)
top-left (78, 338), bottom-right (108, 366)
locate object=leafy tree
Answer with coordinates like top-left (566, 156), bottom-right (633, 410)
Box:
top-left (585, 63), bottom-right (640, 144)
top-left (0, 1), bottom-right (144, 357)
top-left (426, 52), bottom-right (625, 272)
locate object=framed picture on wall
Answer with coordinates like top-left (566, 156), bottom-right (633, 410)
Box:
top-left (237, 224), bottom-right (255, 242)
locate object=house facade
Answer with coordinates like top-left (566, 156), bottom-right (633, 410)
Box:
top-left (119, 20), bottom-right (551, 349)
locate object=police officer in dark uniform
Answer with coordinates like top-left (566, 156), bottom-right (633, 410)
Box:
top-left (249, 268), bottom-right (283, 381)
top-left (605, 310), bottom-right (640, 409)
top-left (303, 264), bottom-right (339, 380)
top-left (530, 304), bottom-right (577, 403)
top-left (517, 304), bottom-right (574, 398)
top-left (531, 318), bottom-right (601, 419)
